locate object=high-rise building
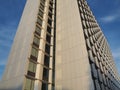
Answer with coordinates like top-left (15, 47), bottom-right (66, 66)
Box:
top-left (0, 0), bottom-right (120, 90)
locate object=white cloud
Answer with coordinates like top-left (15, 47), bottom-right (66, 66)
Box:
top-left (0, 21), bottom-right (17, 67)
top-left (100, 15), bottom-right (117, 23)
top-left (0, 25), bottom-right (16, 40)
top-left (112, 48), bottom-right (120, 59)
top-left (0, 21), bottom-right (17, 48)
top-left (99, 6), bottom-right (120, 23)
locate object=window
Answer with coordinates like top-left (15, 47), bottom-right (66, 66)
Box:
top-left (48, 12), bottom-right (52, 18)
top-left (47, 25), bottom-right (51, 34)
top-left (97, 69), bottom-right (103, 82)
top-left (35, 26), bottom-right (41, 36)
top-left (37, 17), bottom-right (42, 26)
top-left (33, 36), bottom-right (40, 47)
top-left (43, 68), bottom-right (49, 81)
top-left (49, 1), bottom-right (53, 7)
top-left (28, 61), bottom-right (36, 73)
top-left (44, 55), bottom-right (50, 67)
top-left (45, 44), bottom-right (50, 54)
top-left (31, 47), bottom-right (38, 58)
top-left (49, 6), bottom-right (52, 12)
top-left (91, 63), bottom-right (97, 78)
top-left (39, 9), bottom-right (44, 18)
top-left (24, 78), bottom-right (34, 90)
top-left (48, 18), bottom-right (52, 26)
top-left (41, 82), bottom-right (48, 90)
top-left (41, 0), bottom-right (46, 4)
top-left (46, 34), bottom-right (51, 44)
top-left (40, 3), bottom-right (45, 10)
top-left (94, 79), bottom-right (101, 90)
top-left (27, 61), bottom-right (36, 77)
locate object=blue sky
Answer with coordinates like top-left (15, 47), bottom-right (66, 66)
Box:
top-left (0, 0), bottom-right (120, 80)
top-left (0, 0), bottom-right (26, 80)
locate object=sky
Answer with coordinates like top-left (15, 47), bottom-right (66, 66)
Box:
top-left (0, 0), bottom-right (120, 80)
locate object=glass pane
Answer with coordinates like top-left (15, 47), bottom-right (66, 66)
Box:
top-left (39, 9), bottom-right (44, 18)
top-left (33, 63), bottom-right (36, 72)
top-left (49, 6), bottom-right (52, 12)
top-left (48, 12), bottom-right (52, 18)
top-left (44, 55), bottom-right (50, 67)
top-left (35, 26), bottom-right (41, 36)
top-left (41, 82), bottom-right (48, 90)
top-left (33, 36), bottom-right (40, 45)
top-left (41, 0), bottom-right (46, 4)
top-left (47, 26), bottom-right (51, 34)
top-left (45, 44), bottom-right (50, 54)
top-left (48, 18), bottom-right (52, 26)
top-left (25, 78), bottom-right (34, 90)
top-left (28, 61), bottom-right (36, 73)
top-left (28, 62), bottom-right (33, 72)
top-left (40, 3), bottom-right (45, 10)
top-left (31, 47), bottom-right (38, 58)
top-left (49, 1), bottom-right (53, 7)
top-left (25, 78), bottom-right (31, 90)
top-left (31, 80), bottom-right (35, 90)
top-left (46, 34), bottom-right (51, 44)
top-left (37, 18), bottom-right (42, 26)
top-left (43, 68), bottom-right (49, 81)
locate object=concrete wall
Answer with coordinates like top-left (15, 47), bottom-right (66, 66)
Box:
top-left (55, 0), bottom-right (94, 90)
top-left (0, 0), bottom-right (40, 90)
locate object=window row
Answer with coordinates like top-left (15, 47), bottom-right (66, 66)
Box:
top-left (24, 77), bottom-right (51, 90)
top-left (82, 20), bottom-right (98, 30)
top-left (90, 61), bottom-right (120, 89)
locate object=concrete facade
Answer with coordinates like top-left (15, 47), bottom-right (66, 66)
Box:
top-left (0, 0), bottom-right (40, 90)
top-left (0, 0), bottom-right (120, 90)
top-left (55, 0), bottom-right (94, 90)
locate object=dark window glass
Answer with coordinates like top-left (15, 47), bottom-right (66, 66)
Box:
top-left (33, 36), bottom-right (40, 47)
top-left (48, 12), bottom-right (52, 18)
top-left (44, 55), bottom-right (50, 67)
top-left (45, 44), bottom-right (50, 54)
top-left (49, 1), bottom-right (53, 7)
top-left (47, 26), bottom-right (51, 34)
top-left (31, 47), bottom-right (38, 58)
top-left (43, 68), bottom-right (49, 81)
top-left (37, 18), bottom-right (42, 26)
top-left (40, 3), bottom-right (45, 10)
top-left (30, 55), bottom-right (37, 61)
top-left (41, 0), bottom-right (46, 4)
top-left (39, 9), bottom-right (44, 18)
top-left (35, 26), bottom-right (41, 36)
top-left (48, 18), bottom-right (52, 26)
top-left (27, 71), bottom-right (35, 77)
top-left (46, 34), bottom-right (51, 44)
top-left (49, 6), bottom-right (52, 12)
top-left (41, 82), bottom-right (48, 90)
top-left (30, 47), bottom-right (38, 61)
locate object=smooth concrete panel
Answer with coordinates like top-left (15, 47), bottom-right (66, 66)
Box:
top-left (0, 76), bottom-right (24, 90)
top-left (55, 0), bottom-right (94, 90)
top-left (0, 0), bottom-right (40, 89)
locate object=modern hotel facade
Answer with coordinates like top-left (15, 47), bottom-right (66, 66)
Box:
top-left (0, 0), bottom-right (120, 90)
